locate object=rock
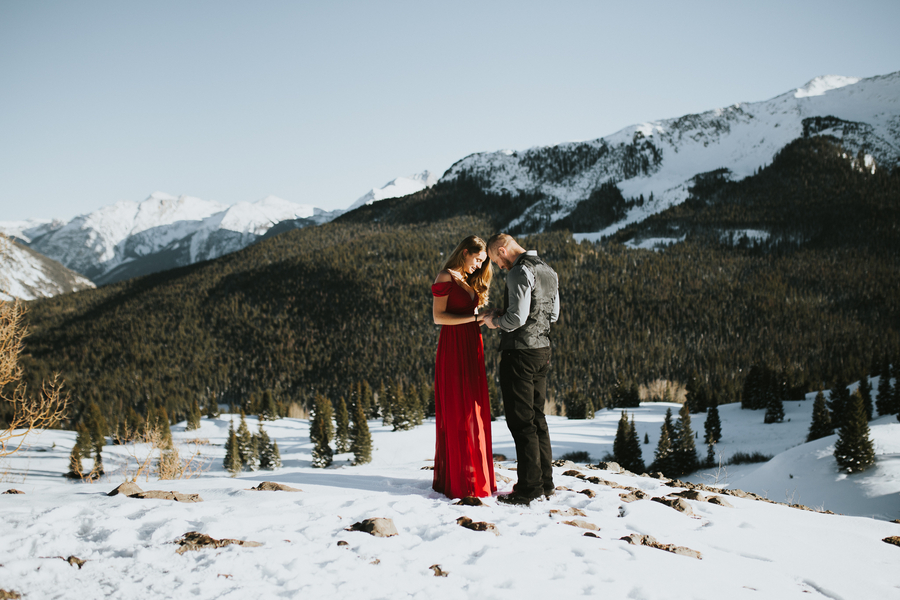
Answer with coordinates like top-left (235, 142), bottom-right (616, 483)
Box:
top-left (583, 532), bottom-right (600, 538)
top-left (495, 473), bottom-right (513, 484)
top-left (619, 490), bottom-right (649, 503)
top-left (64, 556), bottom-right (85, 569)
top-left (2, 489), bottom-right (24, 495)
top-left (129, 490), bottom-right (203, 503)
top-left (620, 533), bottom-right (702, 559)
top-left (0, 589), bottom-right (22, 599)
top-left (337, 540), bottom-right (349, 547)
top-left (883, 536), bottom-right (900, 548)
top-left (892, 519), bottom-right (900, 525)
top-left (429, 564), bottom-right (449, 577)
top-left (452, 496), bottom-right (486, 506)
top-left (346, 518), bottom-right (399, 538)
top-left (108, 482), bottom-right (143, 497)
top-left (707, 496), bottom-right (734, 508)
top-left (456, 516), bottom-right (499, 535)
top-left (174, 531), bottom-right (263, 555)
top-left (651, 496), bottom-right (695, 516)
top-left (669, 490), bottom-right (706, 501)
top-left (561, 469), bottom-right (583, 478)
top-left (578, 489), bottom-right (597, 498)
top-left (249, 482), bottom-right (302, 492)
top-left (420, 465), bottom-right (435, 470)
top-left (551, 459), bottom-right (578, 469)
top-left (550, 507), bottom-right (587, 518)
top-left (596, 461), bottom-right (622, 473)
top-left (492, 454), bottom-right (507, 462)
top-left (562, 519), bottom-right (599, 531)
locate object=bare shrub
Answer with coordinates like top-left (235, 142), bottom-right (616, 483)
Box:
top-left (286, 402), bottom-right (308, 419)
top-left (117, 425), bottom-right (210, 481)
top-left (639, 379), bottom-right (686, 404)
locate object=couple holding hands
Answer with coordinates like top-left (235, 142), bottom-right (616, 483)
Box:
top-left (431, 234), bottom-right (560, 505)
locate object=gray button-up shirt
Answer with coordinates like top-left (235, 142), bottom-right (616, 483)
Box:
top-left (496, 250), bottom-right (560, 333)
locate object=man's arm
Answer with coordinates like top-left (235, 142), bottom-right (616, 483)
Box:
top-left (551, 285), bottom-right (560, 324)
top-left (495, 266), bottom-right (533, 332)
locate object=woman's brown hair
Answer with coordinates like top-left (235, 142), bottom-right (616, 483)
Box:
top-left (441, 235), bottom-right (492, 307)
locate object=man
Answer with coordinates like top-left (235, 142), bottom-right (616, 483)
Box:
top-left (483, 233), bottom-right (560, 505)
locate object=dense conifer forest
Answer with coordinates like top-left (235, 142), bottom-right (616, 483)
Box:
top-left (4, 137), bottom-right (899, 432)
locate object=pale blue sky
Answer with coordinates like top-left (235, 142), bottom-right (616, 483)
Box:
top-left (2, 0), bottom-right (898, 221)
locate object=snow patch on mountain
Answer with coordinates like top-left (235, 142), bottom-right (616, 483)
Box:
top-left (795, 75), bottom-right (861, 98)
top-left (347, 170), bottom-right (439, 211)
top-left (0, 237), bottom-right (95, 301)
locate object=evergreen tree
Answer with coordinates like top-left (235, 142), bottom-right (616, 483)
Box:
top-left (350, 393), bottom-right (372, 465)
top-left (260, 389), bottom-right (279, 421)
top-left (621, 382), bottom-right (641, 408)
top-left (890, 361), bottom-right (900, 416)
top-left (125, 406), bottom-right (142, 439)
top-left (422, 381), bottom-right (437, 419)
top-left (643, 432), bottom-right (649, 444)
top-left (828, 376), bottom-right (850, 426)
top-left (742, 365), bottom-right (765, 409)
top-left (236, 411), bottom-right (256, 470)
top-left (205, 394), bottom-right (220, 419)
top-left (857, 377), bottom-right (873, 421)
top-left (807, 390), bottom-right (833, 442)
top-left (90, 445), bottom-right (104, 479)
top-left (875, 358), bottom-right (893, 416)
top-left (671, 403), bottom-right (699, 477)
top-left (833, 390), bottom-right (876, 473)
top-left (66, 444), bottom-right (84, 479)
top-left (764, 383), bottom-right (785, 423)
top-left (86, 401), bottom-right (108, 450)
top-left (271, 441), bottom-right (283, 468)
top-left (186, 399), bottom-right (202, 431)
top-left (612, 411), bottom-right (631, 467)
top-left (388, 380), bottom-right (410, 431)
top-left (334, 396), bottom-right (351, 453)
top-left (310, 394), bottom-right (334, 468)
top-left (223, 421), bottom-right (241, 476)
top-left (257, 422), bottom-right (281, 470)
top-left (378, 381), bottom-right (392, 426)
top-left (704, 403), bottom-right (722, 445)
top-left (650, 409), bottom-right (674, 475)
top-left (563, 386), bottom-right (594, 420)
top-left (625, 414), bottom-right (646, 473)
top-left (685, 371), bottom-right (704, 414)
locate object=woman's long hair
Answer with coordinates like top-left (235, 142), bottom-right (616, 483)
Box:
top-left (441, 235), bottom-right (492, 307)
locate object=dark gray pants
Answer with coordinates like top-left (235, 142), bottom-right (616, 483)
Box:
top-left (499, 347), bottom-right (553, 496)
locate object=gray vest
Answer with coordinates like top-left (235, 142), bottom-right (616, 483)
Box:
top-left (500, 254), bottom-right (558, 350)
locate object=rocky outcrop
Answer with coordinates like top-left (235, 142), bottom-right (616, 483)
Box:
top-left (621, 533), bottom-right (702, 559)
top-left (174, 532), bottom-right (263, 555)
top-left (249, 482), bottom-right (301, 492)
top-left (130, 490), bottom-right (203, 503)
top-left (346, 518), bottom-right (399, 538)
top-left (457, 516), bottom-right (499, 535)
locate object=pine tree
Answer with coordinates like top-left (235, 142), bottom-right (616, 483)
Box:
top-left (186, 399), bottom-right (202, 431)
top-left (742, 365), bottom-right (765, 410)
top-left (408, 385), bottom-right (425, 426)
top-left (764, 382), bottom-right (785, 423)
top-left (350, 392), bottom-right (372, 465)
top-left (807, 390), bottom-right (833, 442)
top-left (671, 403), bottom-right (699, 477)
top-left (90, 445), bottom-right (104, 479)
top-left (857, 377), bottom-right (873, 421)
top-left (334, 396), bottom-right (351, 453)
top-left (625, 414), bottom-right (646, 473)
top-left (890, 361), bottom-right (900, 416)
top-left (205, 394), bottom-right (220, 419)
top-left (236, 411), bottom-right (256, 470)
top-left (685, 371), bottom-right (703, 414)
top-left (650, 409), bottom-right (674, 475)
top-left (310, 394), bottom-right (334, 468)
top-left (87, 402), bottom-right (108, 450)
top-left (643, 432), bottom-right (649, 444)
top-left (66, 444), bottom-right (84, 479)
top-left (828, 376), bottom-right (850, 425)
top-left (378, 381), bottom-right (391, 426)
top-left (833, 390), bottom-right (876, 473)
top-left (223, 422), bottom-right (241, 476)
top-left (260, 389), bottom-right (279, 421)
top-left (257, 423), bottom-right (281, 470)
top-left (563, 386), bottom-right (594, 420)
top-left (875, 358), bottom-right (893, 416)
top-left (390, 380), bottom-right (412, 431)
top-left (613, 411), bottom-right (631, 467)
top-left (704, 403), bottom-right (722, 445)
top-left (271, 441), bottom-right (282, 468)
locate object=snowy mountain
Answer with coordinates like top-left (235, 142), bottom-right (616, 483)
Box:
top-left (440, 71), bottom-right (900, 237)
top-left (347, 170), bottom-right (439, 211)
top-left (0, 236), bottom-right (95, 301)
top-left (1, 192), bottom-right (324, 286)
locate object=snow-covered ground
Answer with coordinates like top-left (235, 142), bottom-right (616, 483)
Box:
top-left (2, 382), bottom-right (898, 600)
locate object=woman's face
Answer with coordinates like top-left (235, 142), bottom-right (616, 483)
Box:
top-left (461, 250), bottom-right (487, 275)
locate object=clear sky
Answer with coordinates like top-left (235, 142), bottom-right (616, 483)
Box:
top-left (1, 0), bottom-right (898, 222)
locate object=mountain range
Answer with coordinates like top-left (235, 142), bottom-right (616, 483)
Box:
top-left (2, 71), bottom-right (898, 299)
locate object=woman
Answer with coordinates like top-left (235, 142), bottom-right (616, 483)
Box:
top-left (430, 235), bottom-right (496, 499)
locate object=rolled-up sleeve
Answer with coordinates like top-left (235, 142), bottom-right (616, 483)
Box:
top-left (551, 286), bottom-right (560, 324)
top-left (497, 266), bottom-right (533, 332)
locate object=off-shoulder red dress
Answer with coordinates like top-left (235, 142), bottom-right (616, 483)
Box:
top-left (431, 279), bottom-right (496, 499)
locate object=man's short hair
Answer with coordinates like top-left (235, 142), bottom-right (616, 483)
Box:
top-left (487, 233), bottom-right (516, 254)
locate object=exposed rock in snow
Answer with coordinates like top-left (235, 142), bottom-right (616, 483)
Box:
top-left (0, 236), bottom-right (95, 301)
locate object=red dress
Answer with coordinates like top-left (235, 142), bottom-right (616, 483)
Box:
top-left (431, 279), bottom-right (496, 499)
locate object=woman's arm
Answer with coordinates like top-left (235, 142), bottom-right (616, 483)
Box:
top-left (433, 271), bottom-right (484, 326)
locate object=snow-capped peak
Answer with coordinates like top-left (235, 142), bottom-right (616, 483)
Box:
top-left (794, 75), bottom-right (860, 98)
top-left (347, 170), bottom-right (438, 211)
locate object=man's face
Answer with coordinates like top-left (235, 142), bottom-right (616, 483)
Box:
top-left (489, 246), bottom-right (511, 271)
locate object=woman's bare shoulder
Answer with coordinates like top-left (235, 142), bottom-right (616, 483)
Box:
top-left (434, 270), bottom-right (452, 285)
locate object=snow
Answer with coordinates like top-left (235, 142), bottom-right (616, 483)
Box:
top-left (0, 238), bottom-right (95, 301)
top-left (2, 378), bottom-right (898, 599)
top-left (795, 75), bottom-right (861, 98)
top-left (347, 170), bottom-right (438, 211)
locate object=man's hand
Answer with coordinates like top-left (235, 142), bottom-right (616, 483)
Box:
top-left (483, 313), bottom-right (499, 330)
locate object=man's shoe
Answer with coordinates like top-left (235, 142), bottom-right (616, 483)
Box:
top-left (542, 488), bottom-right (556, 499)
top-left (497, 492), bottom-right (539, 506)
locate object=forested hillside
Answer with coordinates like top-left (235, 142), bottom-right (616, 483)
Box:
top-left (6, 138), bottom-right (899, 432)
